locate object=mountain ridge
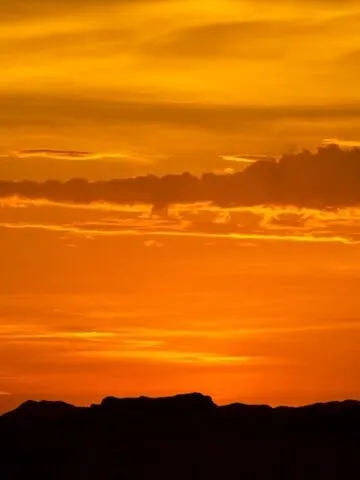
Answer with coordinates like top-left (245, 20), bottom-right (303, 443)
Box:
top-left (2, 392), bottom-right (360, 479)
top-left (3, 392), bottom-right (360, 418)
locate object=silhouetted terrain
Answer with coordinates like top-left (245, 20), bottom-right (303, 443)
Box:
top-left (1, 393), bottom-right (360, 479)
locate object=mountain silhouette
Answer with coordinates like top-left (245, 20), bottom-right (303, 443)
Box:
top-left (1, 393), bottom-right (360, 479)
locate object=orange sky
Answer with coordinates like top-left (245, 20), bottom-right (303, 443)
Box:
top-left (2, 200), bottom-right (360, 412)
top-left (2, 0), bottom-right (360, 412)
top-left (1, 0), bottom-right (360, 177)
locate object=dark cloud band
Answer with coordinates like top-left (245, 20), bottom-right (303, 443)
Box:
top-left (2, 144), bottom-right (360, 208)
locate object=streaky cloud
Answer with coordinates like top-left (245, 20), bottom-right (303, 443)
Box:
top-left (2, 144), bottom-right (360, 209)
top-left (11, 149), bottom-right (151, 163)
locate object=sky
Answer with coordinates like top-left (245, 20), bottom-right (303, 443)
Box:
top-left (2, 0), bottom-right (360, 412)
top-left (1, 0), bottom-right (360, 177)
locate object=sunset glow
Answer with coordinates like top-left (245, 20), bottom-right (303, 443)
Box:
top-left (2, 0), bottom-right (360, 413)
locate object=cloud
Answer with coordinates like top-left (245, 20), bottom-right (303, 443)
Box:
top-left (0, 221), bottom-right (354, 244)
top-left (2, 93), bottom-right (360, 132)
top-left (11, 149), bottom-right (149, 163)
top-left (0, 321), bottom-right (258, 368)
top-left (0, 329), bottom-right (115, 341)
top-left (3, 144), bottom-right (360, 244)
top-left (77, 348), bottom-right (255, 365)
top-left (2, 93), bottom-right (360, 176)
top-left (144, 240), bottom-right (164, 248)
top-left (221, 154), bottom-right (275, 164)
top-left (322, 138), bottom-right (360, 149)
top-left (2, 144), bottom-right (360, 208)
top-left (1, 201), bottom-right (360, 245)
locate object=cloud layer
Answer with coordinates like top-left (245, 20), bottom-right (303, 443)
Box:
top-left (2, 145), bottom-right (360, 209)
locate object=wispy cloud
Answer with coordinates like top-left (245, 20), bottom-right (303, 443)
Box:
top-left (79, 349), bottom-right (255, 365)
top-left (10, 149), bottom-right (151, 164)
top-left (144, 239), bottom-right (164, 248)
top-left (0, 219), bottom-right (357, 245)
top-left (322, 138), bottom-right (360, 149)
top-left (221, 154), bottom-right (274, 164)
top-left (2, 190), bottom-right (360, 244)
top-left (0, 322), bottom-right (258, 367)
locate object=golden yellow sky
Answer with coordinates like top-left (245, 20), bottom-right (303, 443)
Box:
top-left (2, 0), bottom-right (360, 412)
top-left (1, 0), bottom-right (360, 177)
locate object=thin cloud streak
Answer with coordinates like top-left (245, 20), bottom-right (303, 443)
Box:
top-left (3, 321), bottom-right (360, 346)
top-left (0, 221), bottom-right (356, 244)
top-left (11, 149), bottom-right (151, 164)
top-left (78, 349), bottom-right (255, 365)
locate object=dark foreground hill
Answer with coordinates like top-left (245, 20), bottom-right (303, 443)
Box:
top-left (1, 393), bottom-right (360, 479)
